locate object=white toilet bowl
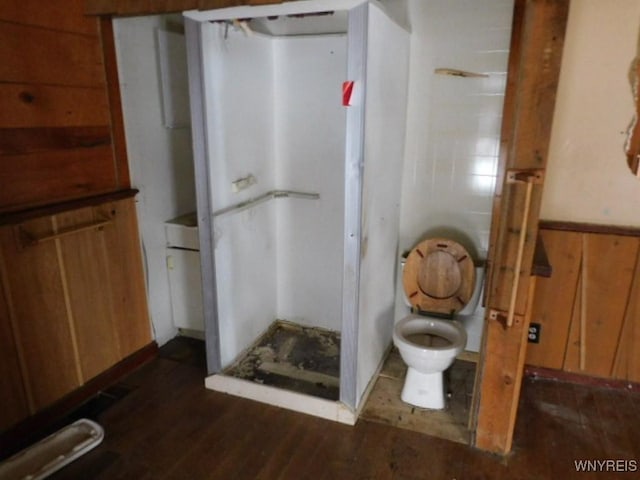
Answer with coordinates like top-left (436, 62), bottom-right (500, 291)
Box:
top-left (393, 314), bottom-right (467, 409)
top-left (393, 237), bottom-right (478, 410)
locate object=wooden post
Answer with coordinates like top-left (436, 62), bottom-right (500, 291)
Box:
top-left (473, 0), bottom-right (570, 455)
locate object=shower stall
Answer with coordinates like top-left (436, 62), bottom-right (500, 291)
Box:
top-left (184, 0), bottom-right (409, 422)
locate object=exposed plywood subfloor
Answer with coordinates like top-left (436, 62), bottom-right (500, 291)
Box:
top-left (360, 348), bottom-right (475, 445)
top-left (224, 320), bottom-right (340, 401)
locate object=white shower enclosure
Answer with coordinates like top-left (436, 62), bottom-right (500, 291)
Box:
top-left (184, 0), bottom-right (409, 419)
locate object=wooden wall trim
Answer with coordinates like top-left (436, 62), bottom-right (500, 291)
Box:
top-left (0, 189), bottom-right (138, 226)
top-left (540, 220), bottom-right (640, 237)
top-left (85, 0), bottom-right (290, 17)
top-left (99, 17), bottom-right (131, 189)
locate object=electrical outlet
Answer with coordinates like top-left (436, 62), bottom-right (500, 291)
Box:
top-left (528, 323), bottom-right (541, 343)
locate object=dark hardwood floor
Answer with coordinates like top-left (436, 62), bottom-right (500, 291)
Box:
top-left (38, 338), bottom-right (640, 479)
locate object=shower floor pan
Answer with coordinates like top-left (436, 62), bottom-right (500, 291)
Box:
top-left (205, 320), bottom-right (356, 424)
top-left (226, 320), bottom-right (340, 400)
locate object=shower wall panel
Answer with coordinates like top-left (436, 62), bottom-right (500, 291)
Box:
top-left (354, 3), bottom-right (410, 405)
top-left (215, 206), bottom-right (278, 366)
top-left (273, 35), bottom-right (347, 332)
top-left (204, 26), bottom-right (279, 366)
top-left (205, 26), bottom-right (277, 209)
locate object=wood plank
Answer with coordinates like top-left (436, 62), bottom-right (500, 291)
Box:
top-left (99, 199), bottom-right (151, 359)
top-left (612, 243), bottom-right (640, 382)
top-left (0, 84), bottom-right (109, 128)
top-left (476, 279), bottom-right (537, 454)
top-left (489, 0), bottom-right (570, 314)
top-left (0, 217), bottom-right (81, 411)
top-left (0, 189), bottom-right (137, 226)
top-left (8, 337), bottom-right (639, 480)
top-left (84, 0), bottom-right (289, 16)
top-left (0, 0), bottom-right (99, 36)
top-left (563, 234), bottom-right (639, 378)
top-left (162, 397), bottom-right (273, 479)
top-left (0, 127), bottom-right (111, 156)
top-left (198, 0), bottom-right (250, 9)
top-left (563, 271), bottom-right (584, 371)
top-left (99, 18), bottom-right (130, 188)
top-left (56, 206), bottom-right (121, 381)
top-left (475, 0), bottom-right (570, 455)
top-left (0, 22), bottom-right (105, 88)
top-left (85, 0), bottom-right (197, 15)
top-left (484, 0), bottom-right (525, 300)
top-left (252, 414), bottom-right (311, 479)
top-left (540, 219), bottom-right (640, 237)
top-left (0, 146), bottom-right (119, 211)
top-left (344, 422), bottom-right (397, 480)
top-left (257, 361), bottom-right (340, 388)
top-left (526, 229), bottom-right (581, 369)
top-left (0, 265), bottom-right (30, 430)
top-left (248, 0), bottom-right (287, 5)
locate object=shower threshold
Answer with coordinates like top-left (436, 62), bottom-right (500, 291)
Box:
top-left (205, 320), bottom-right (357, 425)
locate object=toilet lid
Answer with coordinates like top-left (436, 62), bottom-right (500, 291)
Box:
top-left (402, 238), bottom-right (475, 315)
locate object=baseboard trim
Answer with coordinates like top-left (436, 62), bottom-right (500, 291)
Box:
top-left (205, 374), bottom-right (357, 425)
top-left (524, 365), bottom-right (640, 392)
top-left (539, 220), bottom-right (640, 237)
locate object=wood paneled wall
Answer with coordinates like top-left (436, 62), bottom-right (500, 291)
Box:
top-left (0, 0), bottom-right (128, 213)
top-left (0, 196), bottom-right (151, 430)
top-left (526, 223), bottom-right (640, 383)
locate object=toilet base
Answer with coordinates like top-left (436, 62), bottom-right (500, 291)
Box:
top-left (400, 367), bottom-right (445, 409)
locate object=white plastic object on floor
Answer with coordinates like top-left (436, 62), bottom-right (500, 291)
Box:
top-left (0, 418), bottom-right (104, 480)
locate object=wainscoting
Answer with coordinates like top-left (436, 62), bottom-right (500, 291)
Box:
top-left (526, 222), bottom-right (640, 383)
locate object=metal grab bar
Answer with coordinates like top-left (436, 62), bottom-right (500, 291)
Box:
top-left (212, 190), bottom-right (320, 218)
top-left (19, 216), bottom-right (113, 246)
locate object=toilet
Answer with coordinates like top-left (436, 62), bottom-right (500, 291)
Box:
top-left (393, 237), bottom-right (481, 409)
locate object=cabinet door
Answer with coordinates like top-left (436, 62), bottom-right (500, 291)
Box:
top-left (98, 198), bottom-right (151, 358)
top-left (56, 198), bottom-right (151, 377)
top-left (0, 197), bottom-right (152, 418)
top-left (0, 217), bottom-right (81, 411)
top-left (56, 206), bottom-right (121, 381)
top-left (167, 248), bottom-right (204, 332)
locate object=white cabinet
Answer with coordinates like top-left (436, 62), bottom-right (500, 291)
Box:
top-left (165, 213), bottom-right (204, 333)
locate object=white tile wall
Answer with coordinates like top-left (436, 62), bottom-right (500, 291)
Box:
top-left (397, 0), bottom-right (514, 351)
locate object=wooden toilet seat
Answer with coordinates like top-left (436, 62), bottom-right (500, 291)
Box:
top-left (402, 238), bottom-right (475, 315)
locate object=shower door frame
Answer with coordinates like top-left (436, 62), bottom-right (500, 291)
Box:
top-left (184, 0), bottom-right (368, 413)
